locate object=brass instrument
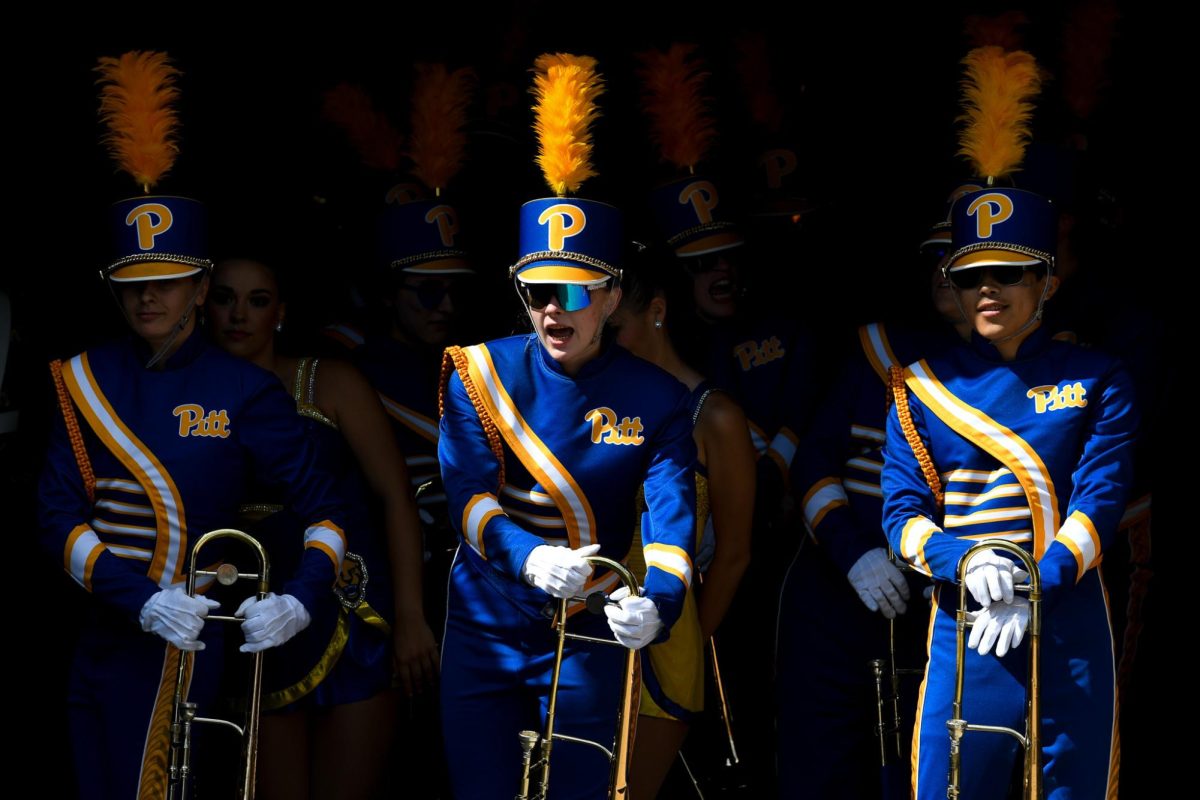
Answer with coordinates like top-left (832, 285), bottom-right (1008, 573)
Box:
top-left (517, 556), bottom-right (641, 800)
top-left (947, 540), bottom-right (1042, 799)
top-left (169, 528), bottom-right (270, 800)
top-left (872, 547), bottom-right (924, 768)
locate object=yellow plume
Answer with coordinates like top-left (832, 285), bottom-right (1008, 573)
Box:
top-left (637, 44), bottom-right (716, 171)
top-left (96, 51), bottom-right (180, 192)
top-left (531, 53), bottom-right (604, 196)
top-left (321, 83), bottom-right (404, 172)
top-left (956, 47), bottom-right (1042, 180)
top-left (409, 64), bottom-right (477, 194)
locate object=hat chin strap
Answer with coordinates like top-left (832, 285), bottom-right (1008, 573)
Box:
top-left (948, 265), bottom-right (1054, 348)
top-left (108, 278), bottom-right (207, 369)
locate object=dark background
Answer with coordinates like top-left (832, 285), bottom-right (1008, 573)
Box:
top-left (5, 1), bottom-right (1170, 795)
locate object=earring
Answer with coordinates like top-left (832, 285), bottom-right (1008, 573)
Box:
top-left (654, 319), bottom-right (663, 329)
top-left (275, 321), bottom-right (284, 333)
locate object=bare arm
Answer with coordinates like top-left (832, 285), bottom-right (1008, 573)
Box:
top-left (317, 359), bottom-right (439, 695)
top-left (695, 393), bottom-right (755, 639)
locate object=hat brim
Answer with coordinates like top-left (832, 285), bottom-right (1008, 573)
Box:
top-left (516, 264), bottom-right (612, 285)
top-left (108, 262), bottom-right (205, 282)
top-left (398, 257), bottom-right (474, 275)
top-left (674, 232), bottom-right (745, 257)
top-left (949, 249), bottom-right (1044, 271)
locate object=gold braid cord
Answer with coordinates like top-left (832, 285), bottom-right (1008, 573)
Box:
top-left (889, 366), bottom-right (944, 508)
top-left (440, 346), bottom-right (506, 488)
top-left (50, 360), bottom-right (96, 504)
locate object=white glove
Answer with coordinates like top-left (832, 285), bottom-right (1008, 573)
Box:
top-left (847, 548), bottom-right (910, 619)
top-left (140, 587), bottom-right (220, 651)
top-left (967, 597), bottom-right (1030, 657)
top-left (963, 550), bottom-right (1029, 608)
top-left (522, 543), bottom-right (601, 599)
top-left (235, 593), bottom-right (312, 653)
top-left (603, 586), bottom-right (664, 650)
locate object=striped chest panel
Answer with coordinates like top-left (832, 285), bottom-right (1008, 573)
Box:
top-left (90, 478), bottom-right (157, 561)
top-left (939, 467), bottom-right (1032, 545)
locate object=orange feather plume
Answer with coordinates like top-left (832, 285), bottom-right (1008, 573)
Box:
top-left (321, 83), bottom-right (404, 172)
top-left (637, 43), bottom-right (716, 171)
top-left (956, 47), bottom-right (1042, 180)
top-left (96, 51), bottom-right (180, 192)
top-left (408, 64), bottom-right (477, 194)
top-left (734, 33), bottom-right (784, 135)
top-left (531, 53), bottom-right (604, 196)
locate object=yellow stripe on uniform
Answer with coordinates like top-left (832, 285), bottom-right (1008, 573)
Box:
top-left (1055, 510), bottom-right (1102, 583)
top-left (858, 322), bottom-right (901, 384)
top-left (462, 492), bottom-right (503, 559)
top-left (767, 427), bottom-right (799, 469)
top-left (644, 543), bottom-right (694, 588)
top-left (501, 484), bottom-right (557, 507)
top-left (378, 394), bottom-right (441, 444)
top-left (304, 520), bottom-right (347, 571)
top-left (850, 424), bottom-right (886, 444)
top-left (463, 345), bottom-right (598, 549)
top-left (65, 524), bottom-right (106, 591)
top-left (802, 477), bottom-right (849, 530)
top-left (900, 516), bottom-right (939, 576)
top-left (906, 361), bottom-right (1060, 557)
top-left (943, 484), bottom-right (1026, 507)
top-left (62, 354), bottom-right (189, 587)
top-left (941, 467), bottom-right (1012, 484)
top-left (943, 506), bottom-right (1032, 528)
top-left (844, 478), bottom-right (882, 498)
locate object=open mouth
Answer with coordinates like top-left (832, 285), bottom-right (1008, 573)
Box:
top-left (545, 323), bottom-right (575, 345)
top-left (708, 278), bottom-right (736, 302)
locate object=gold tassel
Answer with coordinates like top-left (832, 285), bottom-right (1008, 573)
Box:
top-left (321, 83), bottom-right (404, 172)
top-left (956, 46), bottom-right (1042, 180)
top-left (531, 53), bottom-right (604, 196)
top-left (408, 64), bottom-right (477, 195)
top-left (637, 43), bottom-right (716, 171)
top-left (96, 51), bottom-right (180, 193)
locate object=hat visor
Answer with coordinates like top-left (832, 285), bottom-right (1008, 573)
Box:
top-left (949, 249), bottom-right (1044, 272)
top-left (108, 262), bottom-right (204, 282)
top-left (674, 231), bottom-right (744, 257)
top-left (516, 264), bottom-right (612, 285)
top-left (398, 257), bottom-right (474, 275)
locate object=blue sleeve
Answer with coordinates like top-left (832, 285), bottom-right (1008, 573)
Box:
top-left (638, 391), bottom-right (699, 634)
top-left (438, 369), bottom-right (545, 582)
top-left (37, 400), bottom-right (159, 621)
top-left (238, 378), bottom-right (346, 613)
top-left (762, 326), bottom-right (817, 489)
top-left (793, 358), bottom-right (887, 574)
top-left (881, 397), bottom-right (971, 583)
top-left (1039, 362), bottom-right (1139, 608)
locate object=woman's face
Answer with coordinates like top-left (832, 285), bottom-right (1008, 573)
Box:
top-left (206, 260), bottom-right (283, 361)
top-left (957, 266), bottom-right (1059, 342)
top-left (685, 252), bottom-right (739, 321)
top-left (391, 275), bottom-right (463, 347)
top-left (526, 283), bottom-right (621, 375)
top-left (119, 275), bottom-right (208, 349)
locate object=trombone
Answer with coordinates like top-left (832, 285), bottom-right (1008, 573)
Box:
top-left (871, 547), bottom-right (924, 768)
top-left (169, 528), bottom-right (270, 800)
top-left (947, 540), bottom-right (1042, 800)
top-left (517, 556), bottom-right (640, 800)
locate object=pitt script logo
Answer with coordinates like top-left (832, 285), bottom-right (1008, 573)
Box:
top-left (174, 404), bottom-right (232, 438)
top-left (1026, 383), bottom-right (1087, 414)
top-left (734, 337), bottom-right (785, 371)
top-left (586, 407), bottom-right (644, 446)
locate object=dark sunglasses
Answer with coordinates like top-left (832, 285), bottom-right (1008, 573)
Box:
top-left (517, 281), bottom-right (604, 312)
top-left (947, 263), bottom-right (1047, 290)
top-left (400, 280), bottom-right (461, 311)
top-left (680, 251), bottom-right (741, 277)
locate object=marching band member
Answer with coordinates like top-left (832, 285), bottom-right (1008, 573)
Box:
top-left (882, 47), bottom-right (1138, 799)
top-left (611, 246), bottom-right (755, 798)
top-left (208, 256), bottom-right (436, 799)
top-left (437, 54), bottom-right (697, 800)
top-left (38, 52), bottom-right (348, 799)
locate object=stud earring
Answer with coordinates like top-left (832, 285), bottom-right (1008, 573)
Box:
top-left (654, 319), bottom-right (663, 329)
top-left (275, 321), bottom-right (284, 333)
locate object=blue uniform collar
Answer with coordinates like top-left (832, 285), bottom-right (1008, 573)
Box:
top-left (970, 325), bottom-right (1051, 362)
top-left (131, 326), bottom-right (208, 370)
top-left (532, 331), bottom-right (621, 381)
